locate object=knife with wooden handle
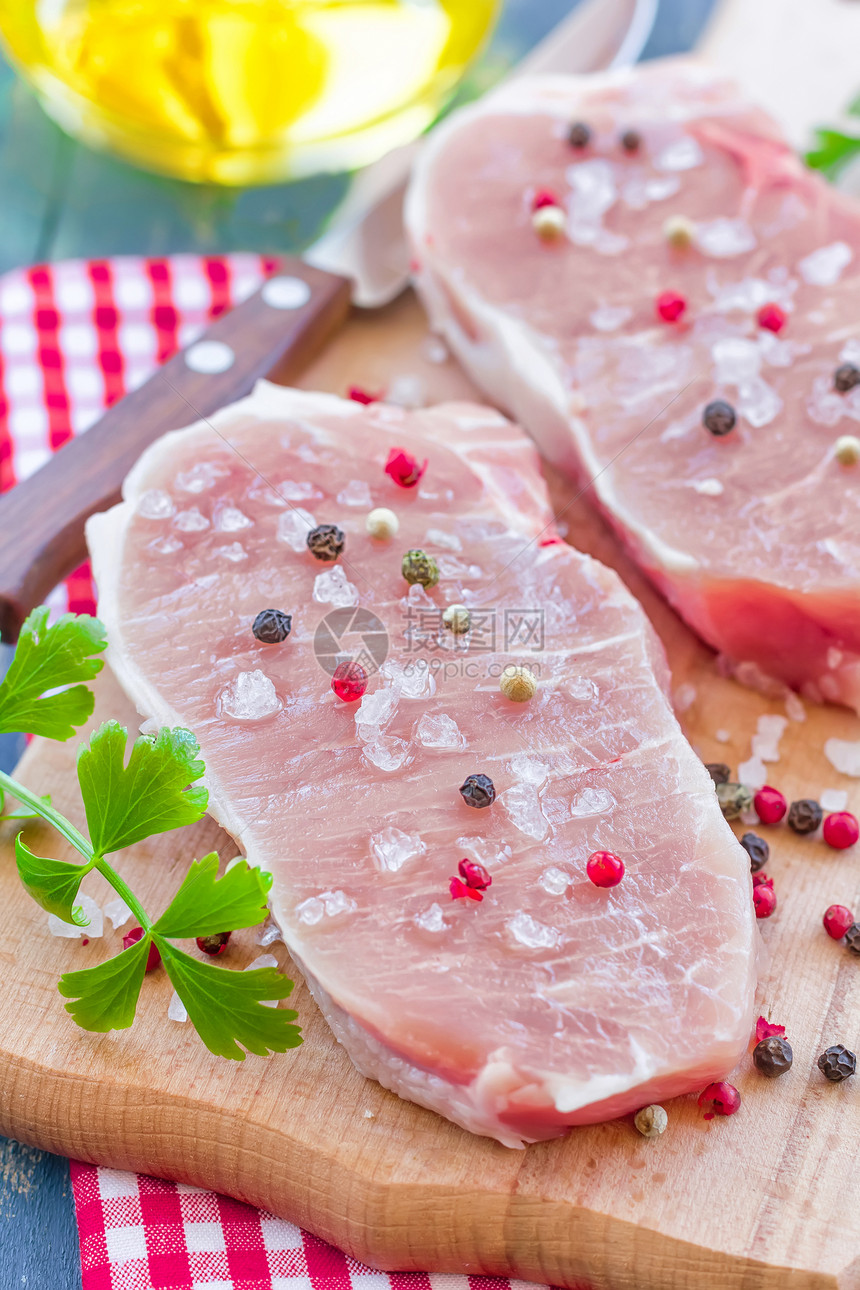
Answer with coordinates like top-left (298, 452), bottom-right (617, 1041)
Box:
top-left (0, 0), bottom-right (655, 643)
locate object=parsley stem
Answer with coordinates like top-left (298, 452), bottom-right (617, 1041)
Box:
top-left (93, 859), bottom-right (150, 931)
top-left (0, 769), bottom-right (93, 862)
top-left (0, 769), bottom-right (150, 930)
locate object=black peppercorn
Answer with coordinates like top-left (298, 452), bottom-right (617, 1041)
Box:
top-left (845, 922), bottom-right (860, 955)
top-left (307, 523), bottom-right (345, 561)
top-left (705, 762), bottom-right (731, 786)
top-left (703, 400), bottom-right (737, 436)
top-left (196, 931), bottom-right (231, 956)
top-left (459, 773), bottom-right (496, 809)
top-left (787, 798), bottom-right (822, 835)
top-left (834, 362), bottom-right (860, 393)
top-left (567, 121), bottom-right (591, 148)
top-left (252, 608), bottom-right (292, 644)
top-left (716, 782), bottom-right (753, 820)
top-left (753, 1035), bottom-right (793, 1077)
top-left (740, 831), bottom-right (770, 873)
top-left (620, 128), bottom-right (641, 153)
top-left (817, 1044), bottom-right (856, 1082)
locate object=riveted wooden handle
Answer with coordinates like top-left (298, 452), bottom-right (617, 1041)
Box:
top-left (0, 257), bottom-right (352, 642)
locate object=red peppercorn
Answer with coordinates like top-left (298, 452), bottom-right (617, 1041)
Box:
top-left (531, 188), bottom-right (560, 211)
top-left (656, 290), bottom-right (687, 323)
top-left (823, 811), bottom-right (859, 850)
top-left (331, 661), bottom-right (368, 703)
top-left (450, 859), bottom-right (492, 902)
top-left (823, 904), bottom-right (855, 940)
top-left (755, 1015), bottom-right (786, 1043)
top-left (123, 926), bottom-right (161, 972)
top-left (753, 785), bottom-right (787, 825)
top-left (753, 876), bottom-right (777, 919)
top-left (196, 931), bottom-right (231, 956)
top-left (757, 302), bottom-right (786, 333)
top-left (698, 1081), bottom-right (741, 1119)
top-left (348, 384), bottom-right (381, 405)
top-left (384, 446), bottom-right (428, 489)
top-left (586, 850), bottom-right (625, 888)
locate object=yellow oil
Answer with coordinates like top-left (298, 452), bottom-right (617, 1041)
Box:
top-left (0, 0), bottom-right (498, 184)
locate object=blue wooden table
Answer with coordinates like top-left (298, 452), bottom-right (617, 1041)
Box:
top-left (0, 2), bottom-right (715, 1284)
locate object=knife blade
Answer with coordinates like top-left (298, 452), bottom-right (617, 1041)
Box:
top-left (0, 0), bottom-right (656, 642)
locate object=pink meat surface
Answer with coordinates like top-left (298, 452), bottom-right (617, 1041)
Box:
top-left (406, 59), bottom-right (860, 711)
top-left (87, 382), bottom-right (756, 1145)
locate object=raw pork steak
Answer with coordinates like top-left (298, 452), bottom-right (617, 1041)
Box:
top-left (87, 382), bottom-right (756, 1145)
top-left (407, 60), bottom-right (860, 710)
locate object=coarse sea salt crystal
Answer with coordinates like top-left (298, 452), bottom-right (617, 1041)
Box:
top-left (277, 506), bottom-right (316, 551)
top-left (589, 304), bottom-right (632, 332)
top-left (752, 714), bottom-right (788, 762)
top-left (175, 462), bottom-right (227, 493)
top-left (711, 336), bottom-right (761, 384)
top-left (570, 786), bottom-right (615, 818)
top-left (296, 891), bottom-right (356, 925)
top-left (213, 542), bottom-right (247, 562)
top-left (246, 953), bottom-right (279, 971)
top-left (48, 894), bottom-right (103, 939)
top-left (738, 754), bottom-right (768, 790)
top-left (656, 136), bottom-right (704, 170)
top-left (456, 836), bottom-right (512, 868)
top-left (355, 685), bottom-right (400, 738)
top-left (174, 507), bottom-right (210, 532)
top-left (821, 788), bottom-right (849, 812)
top-left (387, 374), bottom-right (425, 409)
top-left (219, 670), bottom-right (281, 721)
top-left (693, 478), bottom-right (723, 496)
top-left (539, 866), bottom-right (572, 896)
top-left (785, 692), bottom-right (806, 722)
top-left (415, 903), bottom-right (447, 933)
top-left (499, 782), bottom-right (549, 841)
top-left (696, 218), bottom-right (756, 258)
top-left (380, 659), bottom-right (436, 700)
top-left (738, 378), bottom-right (782, 428)
top-left (363, 736), bottom-right (412, 773)
top-left (425, 527), bottom-right (462, 552)
top-left (104, 897), bottom-right (133, 929)
top-left (674, 683), bottom-right (697, 713)
top-left (414, 712), bottom-right (465, 750)
top-left (569, 676), bottom-right (598, 702)
top-left (824, 738), bottom-right (860, 776)
top-left (507, 912), bottom-right (559, 950)
top-left (715, 729), bottom-right (731, 743)
top-left (215, 505), bottom-right (252, 532)
top-left (277, 479), bottom-right (321, 501)
top-left (371, 826), bottom-right (426, 872)
top-left (168, 991), bottom-right (188, 1023)
top-left (807, 376), bottom-right (846, 427)
top-left (422, 334), bottom-right (449, 364)
top-left (510, 754), bottom-right (549, 786)
top-left (150, 536), bottom-right (184, 555)
top-left (798, 241), bottom-right (852, 286)
top-left (258, 920), bottom-right (284, 947)
top-left (138, 489), bottom-right (174, 520)
top-left (313, 565), bottom-right (359, 609)
top-left (337, 479), bottom-right (373, 507)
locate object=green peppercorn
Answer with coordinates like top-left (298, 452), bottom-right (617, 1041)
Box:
top-left (818, 1044), bottom-right (856, 1082)
top-left (716, 782), bottom-right (753, 820)
top-left (705, 762), bottom-right (731, 786)
top-left (402, 548), bottom-right (439, 588)
top-left (753, 1035), bottom-right (793, 1077)
top-left (787, 798), bottom-right (822, 835)
top-left (307, 524), bottom-right (345, 561)
top-left (740, 831), bottom-right (769, 872)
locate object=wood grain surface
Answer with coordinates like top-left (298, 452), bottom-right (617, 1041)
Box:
top-left (0, 292), bottom-right (858, 1289)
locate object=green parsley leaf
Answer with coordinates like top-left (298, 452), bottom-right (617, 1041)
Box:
top-left (58, 933), bottom-right (150, 1031)
top-left (77, 722), bottom-right (208, 857)
top-left (155, 939), bottom-right (301, 1060)
top-left (0, 608), bottom-right (106, 740)
top-left (153, 852), bottom-right (273, 939)
top-left (806, 128), bottom-right (860, 179)
top-left (14, 834), bottom-right (93, 924)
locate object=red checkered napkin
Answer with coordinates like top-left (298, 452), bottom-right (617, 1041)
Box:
top-left (2, 256), bottom-right (536, 1290)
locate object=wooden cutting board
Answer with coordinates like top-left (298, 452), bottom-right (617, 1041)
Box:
top-left (1, 291), bottom-right (859, 1290)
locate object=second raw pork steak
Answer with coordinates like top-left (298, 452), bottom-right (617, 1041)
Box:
top-left (407, 60), bottom-right (860, 711)
top-left (87, 384), bottom-right (756, 1144)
